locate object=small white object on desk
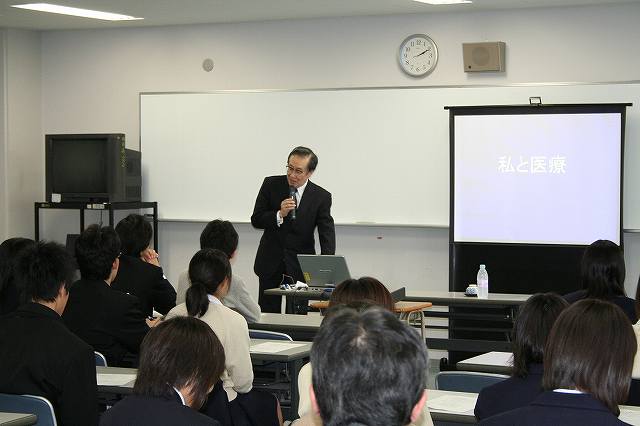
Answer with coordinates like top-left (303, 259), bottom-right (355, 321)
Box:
top-left (460, 351), bottom-right (513, 367)
top-left (97, 373), bottom-right (136, 387)
top-left (427, 395), bottom-right (477, 413)
top-left (250, 342), bottom-right (307, 353)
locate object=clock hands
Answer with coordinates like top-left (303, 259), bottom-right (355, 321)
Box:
top-left (414, 47), bottom-right (431, 58)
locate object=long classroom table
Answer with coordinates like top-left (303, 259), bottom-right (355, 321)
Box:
top-left (263, 290), bottom-right (530, 356)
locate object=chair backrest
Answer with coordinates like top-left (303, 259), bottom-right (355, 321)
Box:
top-left (249, 329), bottom-right (293, 341)
top-left (435, 371), bottom-right (509, 393)
top-left (0, 393), bottom-right (57, 426)
top-left (94, 351), bottom-right (107, 367)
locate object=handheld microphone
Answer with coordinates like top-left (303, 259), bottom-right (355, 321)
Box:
top-left (289, 186), bottom-right (297, 220)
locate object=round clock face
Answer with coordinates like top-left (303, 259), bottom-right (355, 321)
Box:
top-left (398, 34), bottom-right (438, 77)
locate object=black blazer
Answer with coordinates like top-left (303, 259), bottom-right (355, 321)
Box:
top-left (0, 303), bottom-right (98, 426)
top-left (479, 391), bottom-right (630, 425)
top-left (111, 255), bottom-right (176, 317)
top-left (564, 289), bottom-right (638, 323)
top-left (474, 363), bottom-right (544, 420)
top-left (63, 278), bottom-right (149, 367)
top-left (100, 391), bottom-right (220, 426)
top-left (0, 277), bottom-right (20, 315)
top-left (251, 175), bottom-right (335, 279)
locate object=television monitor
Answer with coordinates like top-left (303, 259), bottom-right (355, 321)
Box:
top-left (45, 133), bottom-right (141, 203)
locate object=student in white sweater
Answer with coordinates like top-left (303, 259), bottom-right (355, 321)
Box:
top-left (175, 220), bottom-right (261, 323)
top-left (165, 249), bottom-right (281, 426)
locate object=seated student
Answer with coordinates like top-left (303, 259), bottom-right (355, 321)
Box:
top-left (165, 248), bottom-right (281, 426)
top-left (63, 224), bottom-right (157, 367)
top-left (176, 219), bottom-right (261, 323)
top-left (296, 277), bottom-right (434, 426)
top-left (564, 239), bottom-right (637, 322)
top-left (0, 237), bottom-right (34, 315)
top-left (100, 316), bottom-right (224, 426)
top-left (474, 293), bottom-right (568, 420)
top-left (0, 241), bottom-right (98, 426)
top-left (480, 299), bottom-right (636, 426)
top-left (309, 305), bottom-right (428, 426)
top-left (112, 213), bottom-right (176, 317)
top-left (297, 277), bottom-right (394, 417)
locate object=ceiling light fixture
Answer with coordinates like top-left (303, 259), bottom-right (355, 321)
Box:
top-left (413, 0), bottom-right (472, 4)
top-left (11, 3), bottom-right (143, 20)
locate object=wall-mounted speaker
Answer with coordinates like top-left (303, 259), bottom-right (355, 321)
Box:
top-left (462, 42), bottom-right (506, 72)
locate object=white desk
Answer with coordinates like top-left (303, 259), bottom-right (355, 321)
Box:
top-left (250, 313), bottom-right (323, 341)
top-left (426, 389), bottom-right (640, 425)
top-left (0, 412), bottom-right (37, 426)
top-left (427, 389), bottom-right (478, 424)
top-left (457, 351), bottom-right (513, 375)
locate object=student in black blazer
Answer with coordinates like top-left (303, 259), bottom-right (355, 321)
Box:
top-left (474, 293), bottom-right (568, 420)
top-left (0, 237), bottom-right (34, 315)
top-left (480, 299), bottom-right (636, 426)
top-left (0, 241), bottom-right (98, 426)
top-left (251, 146), bottom-right (335, 312)
top-left (112, 214), bottom-right (176, 317)
top-left (63, 225), bottom-right (157, 367)
top-left (564, 239), bottom-right (637, 322)
top-left (100, 317), bottom-right (224, 426)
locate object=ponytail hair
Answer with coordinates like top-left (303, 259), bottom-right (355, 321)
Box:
top-left (186, 248), bottom-right (232, 317)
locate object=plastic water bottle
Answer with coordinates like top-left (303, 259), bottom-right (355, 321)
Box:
top-left (477, 264), bottom-right (489, 299)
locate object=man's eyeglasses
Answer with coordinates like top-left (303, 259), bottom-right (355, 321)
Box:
top-left (286, 164), bottom-right (306, 176)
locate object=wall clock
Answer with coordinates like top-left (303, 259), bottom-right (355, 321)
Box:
top-left (399, 34), bottom-right (438, 77)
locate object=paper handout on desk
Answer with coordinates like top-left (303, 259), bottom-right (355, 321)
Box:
top-left (250, 342), bottom-right (306, 353)
top-left (427, 395), bottom-right (477, 413)
top-left (97, 373), bottom-right (136, 386)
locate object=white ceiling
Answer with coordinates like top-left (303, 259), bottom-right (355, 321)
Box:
top-left (1, 0), bottom-right (639, 30)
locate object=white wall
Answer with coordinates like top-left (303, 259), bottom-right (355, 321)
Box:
top-left (28, 3), bottom-right (640, 301)
top-left (3, 29), bottom-right (41, 241)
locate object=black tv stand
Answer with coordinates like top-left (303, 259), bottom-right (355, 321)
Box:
top-left (34, 201), bottom-right (159, 250)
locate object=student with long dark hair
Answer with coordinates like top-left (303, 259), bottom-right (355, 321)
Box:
top-left (165, 248), bottom-right (281, 426)
top-left (474, 293), bottom-right (568, 419)
top-left (100, 316), bottom-right (224, 426)
top-left (565, 239), bottom-right (636, 322)
top-left (176, 219), bottom-right (261, 323)
top-left (480, 299), bottom-right (636, 425)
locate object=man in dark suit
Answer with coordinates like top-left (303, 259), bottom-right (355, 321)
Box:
top-left (251, 146), bottom-right (335, 313)
top-left (0, 241), bottom-right (98, 426)
top-left (112, 213), bottom-right (176, 317)
top-left (63, 224), bottom-right (157, 367)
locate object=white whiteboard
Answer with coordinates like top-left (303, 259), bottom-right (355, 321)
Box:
top-left (140, 83), bottom-right (640, 227)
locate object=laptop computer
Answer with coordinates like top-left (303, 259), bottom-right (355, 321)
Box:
top-left (297, 254), bottom-right (351, 287)
top-left (390, 286), bottom-right (406, 302)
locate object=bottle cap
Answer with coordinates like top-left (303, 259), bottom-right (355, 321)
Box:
top-left (480, 264), bottom-right (486, 268)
